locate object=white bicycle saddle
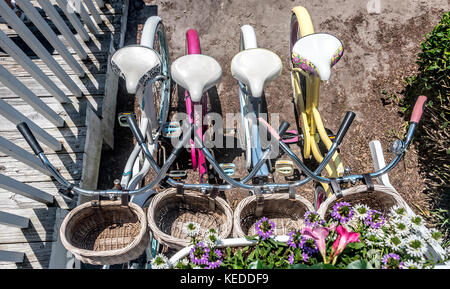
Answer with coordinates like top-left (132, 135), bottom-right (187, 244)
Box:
top-left (291, 33), bottom-right (343, 81)
top-left (111, 45), bottom-right (161, 94)
top-left (231, 48), bottom-right (282, 98)
top-left (171, 54), bottom-right (222, 102)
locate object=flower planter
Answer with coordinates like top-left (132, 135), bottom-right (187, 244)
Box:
top-left (168, 235), bottom-right (289, 267)
top-left (148, 188), bottom-right (233, 250)
top-left (233, 193), bottom-right (314, 238)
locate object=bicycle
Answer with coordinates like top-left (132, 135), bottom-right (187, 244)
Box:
top-left (289, 6), bottom-right (349, 208)
top-left (175, 29), bottom-right (210, 183)
top-left (110, 16), bottom-right (171, 206)
top-left (232, 25), bottom-right (283, 183)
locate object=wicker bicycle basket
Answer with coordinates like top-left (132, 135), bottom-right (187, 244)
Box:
top-left (148, 188), bottom-right (234, 250)
top-left (317, 184), bottom-right (409, 220)
top-left (233, 193), bottom-right (314, 238)
top-left (60, 200), bottom-right (149, 265)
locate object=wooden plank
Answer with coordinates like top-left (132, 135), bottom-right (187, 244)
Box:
top-left (0, 250), bottom-right (24, 263)
top-left (0, 180), bottom-right (73, 210)
top-left (0, 74), bottom-right (106, 98)
top-left (0, 153), bottom-right (83, 183)
top-left (0, 242), bottom-right (52, 268)
top-left (53, 0), bottom-right (90, 42)
top-left (0, 1), bottom-right (82, 98)
top-left (0, 54), bottom-right (107, 76)
top-left (0, 97), bottom-right (62, 151)
top-left (0, 174), bottom-right (54, 204)
top-left (38, 0), bottom-right (88, 60)
top-left (0, 96), bottom-right (102, 131)
top-left (0, 27), bottom-right (119, 57)
top-left (30, 0), bottom-right (125, 16)
top-left (0, 65), bottom-right (66, 127)
top-left (0, 135), bottom-right (51, 176)
top-left (0, 211), bottom-right (29, 228)
top-left (49, 208), bottom-right (79, 268)
top-left (84, 0), bottom-right (103, 25)
top-left (0, 207), bottom-right (56, 243)
top-left (0, 29), bottom-right (70, 103)
top-left (15, 0), bottom-right (86, 77)
top-left (0, 126), bottom-right (87, 156)
top-left (79, 107), bottom-right (102, 204)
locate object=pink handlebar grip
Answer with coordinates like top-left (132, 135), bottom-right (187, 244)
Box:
top-left (186, 29), bottom-right (201, 54)
top-left (410, 95), bottom-right (427, 123)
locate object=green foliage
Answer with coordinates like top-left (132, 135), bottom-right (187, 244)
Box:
top-left (403, 11), bottom-right (449, 107)
top-left (399, 11), bottom-right (450, 241)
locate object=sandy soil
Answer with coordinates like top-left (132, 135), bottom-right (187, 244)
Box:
top-left (98, 0), bottom-right (449, 216)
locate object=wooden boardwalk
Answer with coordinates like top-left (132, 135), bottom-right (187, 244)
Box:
top-left (0, 0), bottom-right (127, 268)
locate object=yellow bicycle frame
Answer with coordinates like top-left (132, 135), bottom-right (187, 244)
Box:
top-left (290, 6), bottom-right (345, 196)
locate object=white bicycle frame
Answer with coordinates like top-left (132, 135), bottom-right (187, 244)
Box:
top-left (238, 25), bottom-right (269, 178)
top-left (118, 16), bottom-right (171, 206)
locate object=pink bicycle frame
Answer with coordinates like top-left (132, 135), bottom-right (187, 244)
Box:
top-left (185, 29), bottom-right (208, 182)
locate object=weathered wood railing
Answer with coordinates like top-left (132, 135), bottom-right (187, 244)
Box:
top-left (0, 0), bottom-right (114, 266)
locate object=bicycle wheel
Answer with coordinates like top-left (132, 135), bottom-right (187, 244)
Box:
top-left (290, 12), bottom-right (307, 115)
top-left (141, 16), bottom-right (171, 133)
top-left (314, 184), bottom-right (327, 211)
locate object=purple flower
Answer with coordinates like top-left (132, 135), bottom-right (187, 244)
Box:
top-left (287, 229), bottom-right (306, 249)
top-left (302, 252), bottom-right (309, 262)
top-left (382, 253), bottom-right (404, 269)
top-left (189, 242), bottom-right (210, 265)
top-left (301, 236), bottom-right (319, 256)
top-left (206, 249), bottom-right (223, 269)
top-left (364, 210), bottom-right (386, 229)
top-left (255, 217), bottom-right (275, 240)
top-left (288, 253), bottom-right (294, 265)
top-left (304, 211), bottom-right (325, 227)
top-left (331, 202), bottom-right (354, 223)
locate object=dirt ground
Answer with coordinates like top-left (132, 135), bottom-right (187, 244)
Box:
top-left (98, 0), bottom-right (449, 218)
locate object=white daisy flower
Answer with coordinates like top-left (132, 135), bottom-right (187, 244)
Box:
top-left (425, 228), bottom-right (443, 246)
top-left (151, 253), bottom-right (171, 269)
top-left (175, 258), bottom-right (189, 268)
top-left (384, 233), bottom-right (404, 251)
top-left (409, 215), bottom-right (424, 231)
top-left (204, 232), bottom-right (220, 247)
top-left (353, 204), bottom-right (370, 220)
top-left (389, 205), bottom-right (408, 220)
top-left (390, 218), bottom-right (410, 237)
top-left (405, 235), bottom-right (428, 258)
top-left (403, 259), bottom-right (422, 269)
top-left (365, 230), bottom-right (383, 247)
top-left (182, 222), bottom-right (200, 237)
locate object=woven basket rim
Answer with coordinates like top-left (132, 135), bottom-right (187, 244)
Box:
top-left (147, 188), bottom-right (234, 249)
top-left (316, 184), bottom-right (409, 218)
top-left (60, 200), bottom-right (148, 257)
top-left (233, 193), bottom-right (315, 238)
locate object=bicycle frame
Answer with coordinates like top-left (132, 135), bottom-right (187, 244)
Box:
top-left (184, 29), bottom-right (208, 182)
top-left (238, 25), bottom-right (269, 180)
top-left (116, 16), bottom-right (171, 201)
top-left (290, 6), bottom-right (345, 195)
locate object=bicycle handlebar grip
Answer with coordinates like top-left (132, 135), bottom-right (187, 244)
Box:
top-left (278, 121), bottom-right (290, 137)
top-left (17, 122), bottom-right (43, 155)
top-left (334, 111), bottom-right (356, 146)
top-left (410, 95), bottom-right (427, 124)
top-left (126, 114), bottom-right (145, 145)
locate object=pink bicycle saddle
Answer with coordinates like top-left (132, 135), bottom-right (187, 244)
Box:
top-left (291, 33), bottom-right (343, 81)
